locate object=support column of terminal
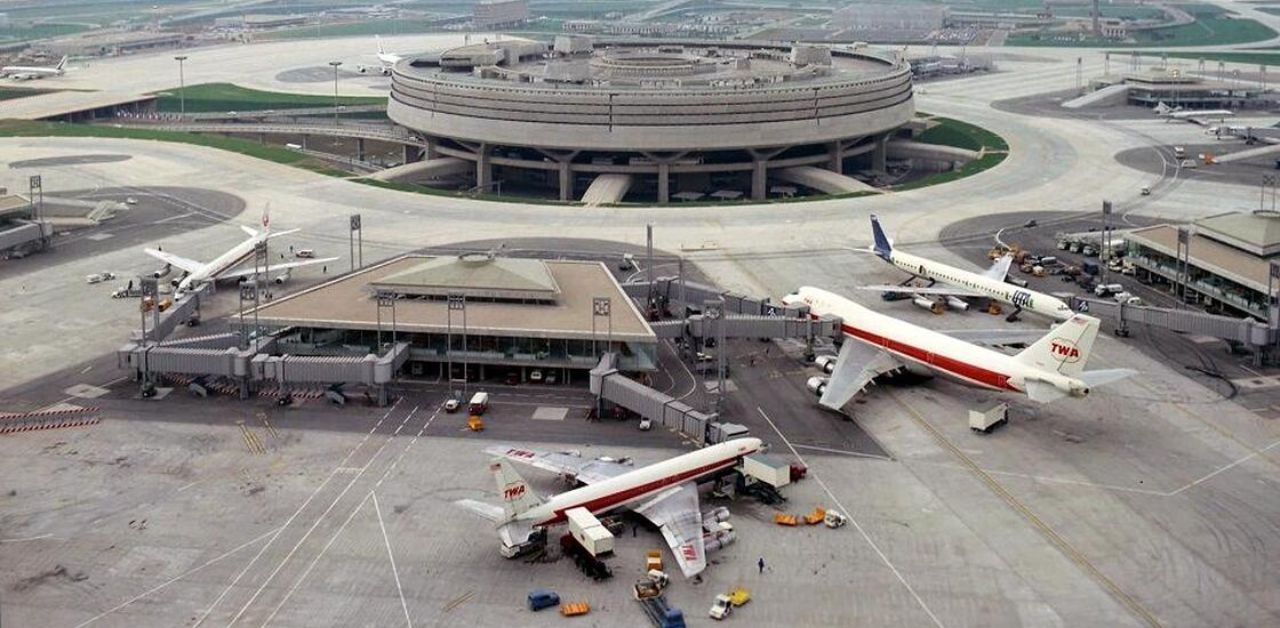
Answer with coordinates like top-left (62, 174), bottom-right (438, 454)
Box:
top-left (640, 151), bottom-right (689, 204)
top-left (355, 138), bottom-right (366, 163)
top-left (476, 142), bottom-right (492, 192)
top-left (537, 149), bottom-right (581, 202)
top-left (828, 140), bottom-right (845, 174)
top-left (872, 133), bottom-right (891, 173)
top-left (747, 147), bottom-right (786, 201)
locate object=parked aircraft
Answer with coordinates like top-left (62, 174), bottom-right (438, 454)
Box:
top-left (859, 215), bottom-right (1073, 322)
top-left (1155, 101), bottom-right (1234, 125)
top-left (1, 56), bottom-right (68, 80)
top-left (355, 36), bottom-right (402, 75)
top-left (783, 286), bottom-right (1135, 411)
top-left (456, 438), bottom-right (764, 578)
top-left (144, 210), bottom-right (336, 299)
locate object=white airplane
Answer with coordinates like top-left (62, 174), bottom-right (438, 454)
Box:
top-left (144, 211), bottom-right (337, 299)
top-left (859, 215), bottom-right (1074, 322)
top-left (1154, 101), bottom-right (1234, 125)
top-left (784, 286), bottom-right (1135, 411)
top-left (2, 56), bottom-right (68, 80)
top-left (355, 36), bottom-right (402, 75)
top-left (456, 438), bottom-right (764, 578)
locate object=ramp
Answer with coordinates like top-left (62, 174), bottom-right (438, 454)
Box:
top-left (1062, 84), bottom-right (1130, 109)
top-left (885, 140), bottom-right (981, 163)
top-left (1212, 143), bottom-right (1280, 164)
top-left (775, 166), bottom-right (880, 195)
top-left (367, 157), bottom-right (469, 183)
top-left (581, 174), bottom-right (634, 206)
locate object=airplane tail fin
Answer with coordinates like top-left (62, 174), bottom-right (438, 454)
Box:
top-left (1154, 101), bottom-right (1170, 115)
top-left (491, 459), bottom-right (543, 520)
top-left (56, 56), bottom-right (68, 71)
top-left (983, 254), bottom-right (1013, 281)
top-left (1013, 314), bottom-right (1100, 377)
top-left (869, 214), bottom-right (893, 259)
top-left (376, 35), bottom-right (385, 54)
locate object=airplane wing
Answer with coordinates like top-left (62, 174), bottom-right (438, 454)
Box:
top-left (857, 285), bottom-right (985, 298)
top-left (941, 328), bottom-right (1047, 348)
top-left (217, 257), bottom-right (339, 280)
top-left (485, 445), bottom-right (632, 485)
top-left (983, 255), bottom-right (1013, 281)
top-left (819, 340), bottom-right (904, 410)
top-left (632, 482), bottom-right (706, 578)
top-left (454, 498), bottom-right (504, 523)
top-left (144, 248), bottom-right (204, 274)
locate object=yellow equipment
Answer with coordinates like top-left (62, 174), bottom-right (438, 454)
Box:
top-left (773, 513), bottom-right (799, 526)
top-left (728, 588), bottom-right (751, 606)
top-left (646, 550), bottom-right (663, 572)
top-left (467, 415), bottom-right (484, 431)
top-left (560, 602), bottom-right (590, 616)
top-left (803, 507), bottom-right (827, 525)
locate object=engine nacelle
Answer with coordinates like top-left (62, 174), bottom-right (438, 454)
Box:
top-left (153, 263), bottom-right (171, 278)
top-left (805, 376), bottom-right (827, 397)
top-left (380, 67), bottom-right (391, 76)
top-left (702, 506), bottom-right (731, 524)
top-left (703, 529), bottom-right (737, 553)
top-left (273, 270), bottom-right (291, 285)
top-left (944, 296), bottom-right (970, 311)
top-left (815, 355), bottom-right (837, 374)
top-left (913, 296), bottom-right (943, 314)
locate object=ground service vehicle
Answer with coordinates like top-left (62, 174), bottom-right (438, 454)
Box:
top-left (444, 399), bottom-right (460, 413)
top-left (469, 391), bottom-right (489, 414)
top-left (528, 589), bottom-right (560, 611)
top-left (709, 594), bottom-right (733, 620)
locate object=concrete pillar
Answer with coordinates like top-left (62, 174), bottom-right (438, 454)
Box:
top-left (301, 135), bottom-right (308, 150)
top-left (559, 161), bottom-right (573, 201)
top-left (751, 160), bottom-right (767, 201)
top-left (259, 133), bottom-right (267, 145)
top-left (425, 141), bottom-right (440, 160)
top-left (403, 144), bottom-right (421, 164)
top-left (476, 143), bottom-right (492, 192)
top-left (355, 138), bottom-right (366, 162)
top-left (828, 141), bottom-right (843, 174)
top-left (658, 162), bottom-right (671, 204)
top-left (872, 134), bottom-right (889, 172)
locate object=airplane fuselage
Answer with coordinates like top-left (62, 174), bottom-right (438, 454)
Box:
top-left (175, 234), bottom-right (265, 296)
top-left (887, 249), bottom-right (1073, 321)
top-left (794, 287), bottom-right (1087, 399)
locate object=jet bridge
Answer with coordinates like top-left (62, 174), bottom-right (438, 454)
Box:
top-left (1072, 296), bottom-right (1275, 364)
top-left (589, 353), bottom-right (746, 445)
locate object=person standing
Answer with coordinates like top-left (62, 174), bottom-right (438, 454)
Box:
top-left (757, 557), bottom-right (765, 574)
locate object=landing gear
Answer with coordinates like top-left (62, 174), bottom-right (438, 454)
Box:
top-left (1005, 306), bottom-right (1022, 323)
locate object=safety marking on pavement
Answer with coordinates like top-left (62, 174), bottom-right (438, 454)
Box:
top-left (63, 384), bottom-right (110, 399)
top-left (237, 421), bottom-right (267, 455)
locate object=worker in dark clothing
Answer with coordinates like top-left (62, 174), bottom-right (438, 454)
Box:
top-left (758, 557), bottom-right (765, 574)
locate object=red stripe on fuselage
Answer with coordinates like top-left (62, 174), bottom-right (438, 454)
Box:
top-left (534, 454), bottom-right (744, 527)
top-left (839, 323), bottom-right (1018, 392)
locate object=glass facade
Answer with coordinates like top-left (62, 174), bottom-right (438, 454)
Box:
top-left (1127, 241), bottom-right (1269, 319)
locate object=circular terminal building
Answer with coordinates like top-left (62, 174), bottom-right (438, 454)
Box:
top-left (388, 37), bottom-right (915, 203)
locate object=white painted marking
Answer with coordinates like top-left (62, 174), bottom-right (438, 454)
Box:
top-left (791, 443), bottom-right (893, 461)
top-left (75, 527), bottom-right (280, 627)
top-left (195, 398), bottom-right (402, 627)
top-left (1172, 438), bottom-right (1280, 495)
top-left (85, 233), bottom-right (114, 241)
top-left (0, 533), bottom-right (53, 543)
top-left (373, 491), bottom-right (413, 628)
top-left (757, 406), bottom-right (944, 628)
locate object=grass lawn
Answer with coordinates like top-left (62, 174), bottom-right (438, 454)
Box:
top-left (0, 87), bottom-right (55, 102)
top-left (0, 120), bottom-right (346, 176)
top-left (1009, 16), bottom-right (1275, 47)
top-left (153, 83), bottom-right (385, 113)
top-left (916, 116), bottom-right (1009, 152)
top-left (0, 23), bottom-right (90, 44)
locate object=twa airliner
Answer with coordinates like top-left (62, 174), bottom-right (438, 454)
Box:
top-left (456, 438), bottom-right (764, 578)
top-left (784, 286), bottom-right (1135, 411)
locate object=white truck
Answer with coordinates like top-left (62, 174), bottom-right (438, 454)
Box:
top-left (566, 507), bottom-right (614, 557)
top-left (743, 454), bottom-right (791, 488)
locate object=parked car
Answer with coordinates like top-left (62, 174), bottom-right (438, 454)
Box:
top-left (444, 399), bottom-right (460, 413)
top-left (638, 417), bottom-right (652, 431)
top-left (527, 589), bottom-right (560, 612)
top-left (529, 369), bottom-right (543, 383)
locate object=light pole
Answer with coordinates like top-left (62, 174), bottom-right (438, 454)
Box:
top-left (328, 61), bottom-right (342, 127)
top-left (173, 55), bottom-right (188, 118)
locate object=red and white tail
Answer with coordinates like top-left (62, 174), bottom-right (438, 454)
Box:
top-left (491, 459), bottom-right (543, 520)
top-left (1013, 314), bottom-right (1100, 377)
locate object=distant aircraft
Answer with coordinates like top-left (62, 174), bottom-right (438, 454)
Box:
top-left (456, 438), bottom-right (765, 578)
top-left (858, 214), bottom-right (1074, 322)
top-left (784, 286), bottom-right (1135, 411)
top-left (1155, 101), bottom-right (1234, 125)
top-left (1, 56), bottom-right (68, 80)
top-left (144, 209), bottom-right (337, 299)
top-left (355, 36), bottom-right (402, 75)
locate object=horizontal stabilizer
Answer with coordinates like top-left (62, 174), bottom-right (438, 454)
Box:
top-left (454, 498), bottom-right (506, 523)
top-left (218, 257), bottom-right (339, 280)
top-left (1079, 368), bottom-right (1137, 389)
top-left (1024, 380), bottom-right (1067, 403)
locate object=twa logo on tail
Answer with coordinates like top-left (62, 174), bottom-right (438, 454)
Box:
top-left (503, 482), bottom-right (527, 501)
top-left (1049, 338), bottom-right (1081, 363)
